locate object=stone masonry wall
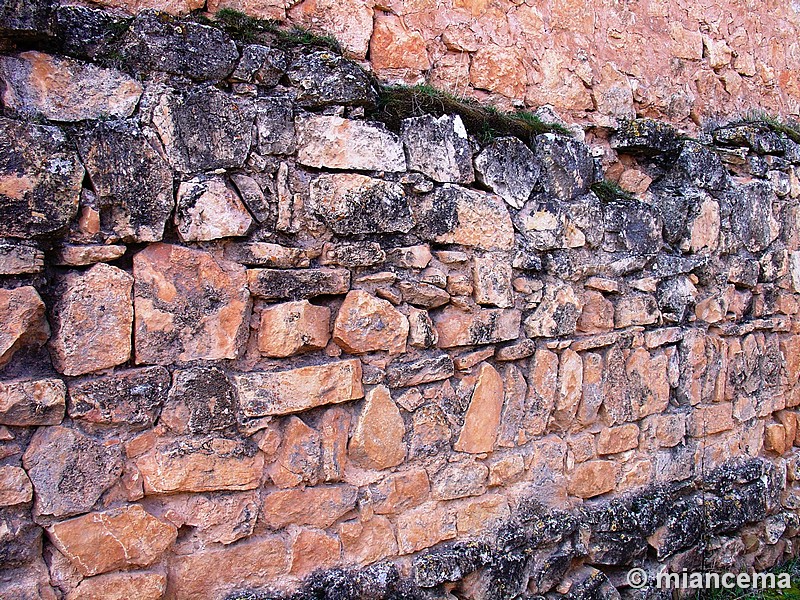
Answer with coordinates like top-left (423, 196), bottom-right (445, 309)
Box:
top-left (5, 0), bottom-right (800, 128)
top-left (3, 4), bottom-right (800, 600)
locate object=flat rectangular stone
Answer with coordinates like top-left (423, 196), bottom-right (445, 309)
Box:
top-left (224, 242), bottom-right (309, 268)
top-left (386, 353), bottom-right (455, 388)
top-left (247, 268), bottom-right (350, 300)
top-left (234, 359), bottom-right (364, 417)
top-left (0, 240), bottom-right (44, 274)
top-left (433, 306), bottom-right (521, 348)
top-left (0, 378), bottom-right (65, 426)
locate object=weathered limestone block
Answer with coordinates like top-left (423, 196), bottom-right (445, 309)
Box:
top-left (0, 117), bottom-right (83, 238)
top-left (120, 12), bottom-right (238, 80)
top-left (65, 572), bottom-right (166, 600)
top-left (67, 367), bottom-right (170, 429)
top-left (49, 505), bottom-right (177, 577)
top-left (22, 426), bottom-right (122, 518)
top-left (398, 281), bottom-right (451, 309)
top-left (597, 424), bottom-right (640, 455)
top-left (727, 180), bottom-right (782, 253)
top-left (133, 243), bottom-right (250, 364)
top-left (0, 51), bottom-right (141, 121)
top-left (234, 359), bottom-right (364, 417)
top-left (413, 185), bottom-right (515, 250)
top-left (160, 365), bottom-right (237, 435)
top-left (53, 244), bottom-right (126, 266)
top-left (297, 116), bottom-right (406, 172)
top-left (470, 46), bottom-right (528, 98)
top-left (371, 468), bottom-right (430, 515)
top-left (133, 437), bottom-right (263, 494)
top-left (259, 300), bottom-right (331, 358)
top-left (247, 267), bottom-right (350, 300)
top-left (472, 253), bottom-right (513, 308)
top-left (262, 484), bottom-right (358, 529)
top-left (175, 176), bottom-right (253, 242)
top-left (0, 286), bottom-right (48, 367)
top-left (309, 173), bottom-right (413, 234)
top-left (408, 307), bottom-right (438, 348)
top-left (535, 134), bottom-right (594, 201)
top-left (434, 305), bottom-right (521, 348)
top-left (167, 535), bottom-right (289, 600)
top-left (524, 283), bottom-right (583, 338)
top-left (49, 264), bottom-right (133, 376)
top-left (255, 97), bottom-right (296, 155)
top-left (269, 416), bottom-right (322, 488)
top-left (149, 492), bottom-right (258, 546)
top-left (474, 137), bottom-right (540, 209)
top-left (370, 12), bottom-right (430, 73)
top-left (287, 50), bottom-right (377, 105)
top-left (614, 293), bottom-right (660, 328)
top-left (77, 120), bottom-right (174, 243)
top-left (0, 465), bottom-right (33, 506)
top-left (89, 0), bottom-right (204, 14)
top-left (401, 115), bottom-right (474, 183)
top-left (224, 242), bottom-right (309, 268)
top-left (568, 460), bottom-right (616, 498)
top-left (231, 45), bottom-right (287, 84)
top-left (0, 240), bottom-right (44, 274)
top-left (454, 363), bottom-right (504, 453)
top-left (151, 85), bottom-right (255, 173)
top-left (321, 241), bottom-right (386, 267)
top-left (386, 352), bottom-right (455, 388)
top-left (333, 290), bottom-right (409, 355)
top-left (0, 378), bottom-right (65, 426)
top-left (349, 385), bottom-right (406, 470)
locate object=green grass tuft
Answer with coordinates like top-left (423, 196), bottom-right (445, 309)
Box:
top-left (591, 179), bottom-right (637, 203)
top-left (742, 109), bottom-right (800, 144)
top-left (371, 83), bottom-right (571, 143)
top-left (691, 560), bottom-right (800, 599)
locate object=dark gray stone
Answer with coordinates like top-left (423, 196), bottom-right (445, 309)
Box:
top-left (230, 173), bottom-right (271, 223)
top-left (413, 542), bottom-right (491, 587)
top-left (120, 12), bottom-right (238, 81)
top-left (534, 133), bottom-right (594, 201)
top-left (21, 426), bottom-right (122, 518)
top-left (0, 507), bottom-right (41, 568)
top-left (322, 242), bottom-right (386, 267)
top-left (0, 117), bottom-right (83, 238)
top-left (386, 352), bottom-right (455, 388)
top-left (724, 180), bottom-right (781, 253)
top-left (255, 97), bottom-right (295, 155)
top-left (152, 85), bottom-right (255, 174)
top-left (247, 268), bottom-right (350, 300)
top-left (232, 45), bottom-right (287, 86)
top-left (77, 119), bottom-right (174, 243)
top-left (671, 141), bottom-right (728, 192)
top-left (474, 137), bottom-right (539, 209)
top-left (611, 118), bottom-right (682, 157)
top-left (401, 114), bottom-right (474, 184)
top-left (51, 5), bottom-right (130, 59)
top-left (603, 201), bottom-right (662, 255)
top-left (713, 123), bottom-right (786, 155)
top-left (163, 365), bottom-right (237, 435)
top-left (67, 366), bottom-right (171, 429)
top-left (0, 0), bottom-right (52, 37)
top-left (287, 50), bottom-right (377, 108)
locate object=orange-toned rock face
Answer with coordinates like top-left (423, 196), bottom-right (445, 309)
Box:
top-left (48, 504), bottom-right (177, 576)
top-left (333, 290), bottom-right (409, 355)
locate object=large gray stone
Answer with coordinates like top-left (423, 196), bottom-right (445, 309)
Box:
top-left (287, 50), bottom-right (377, 108)
top-left (534, 133), bottom-right (594, 201)
top-left (232, 45), bottom-right (287, 85)
top-left (0, 117), bottom-right (83, 238)
top-left (120, 12), bottom-right (238, 81)
top-left (401, 114), bottom-right (474, 184)
top-left (152, 85), bottom-right (255, 174)
top-left (474, 137), bottom-right (540, 209)
top-left (77, 120), bottom-right (174, 243)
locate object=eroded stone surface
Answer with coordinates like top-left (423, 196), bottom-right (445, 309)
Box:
top-left (67, 367), bottom-right (170, 429)
top-left (175, 176), bottom-right (253, 242)
top-left (401, 115), bottom-right (474, 184)
top-left (333, 290), bottom-right (409, 355)
top-left (349, 385), bottom-right (406, 470)
top-left (65, 571), bottom-right (166, 600)
top-left (49, 504), bottom-right (177, 576)
top-left (297, 116), bottom-right (405, 172)
top-left (133, 243), bottom-right (250, 364)
top-left (0, 378), bottom-right (65, 426)
top-left (160, 366), bottom-right (237, 435)
top-left (234, 359), bottom-right (364, 417)
top-left (262, 485), bottom-right (358, 529)
top-left (454, 363), bottom-right (504, 454)
top-left (474, 137), bottom-right (540, 209)
top-left (0, 117), bottom-right (83, 238)
top-left (49, 264), bottom-right (133, 377)
top-left (259, 300), bottom-right (331, 358)
top-left (434, 306), bottom-right (521, 348)
top-left (22, 426), bottom-right (121, 518)
top-left (77, 120), bottom-right (174, 243)
top-left (247, 268), bottom-right (350, 300)
top-left (0, 51), bottom-right (142, 121)
top-left (0, 286), bottom-right (48, 368)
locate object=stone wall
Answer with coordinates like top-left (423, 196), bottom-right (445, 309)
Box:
top-left (5, 0), bottom-right (800, 127)
top-left (2, 4), bottom-right (800, 600)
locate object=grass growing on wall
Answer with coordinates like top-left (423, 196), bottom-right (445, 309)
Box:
top-left (742, 110), bottom-right (800, 144)
top-left (211, 8), bottom-right (342, 52)
top-left (693, 561), bottom-right (800, 599)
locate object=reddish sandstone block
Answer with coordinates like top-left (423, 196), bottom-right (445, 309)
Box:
top-left (261, 485), bottom-right (358, 529)
top-left (258, 300), bottom-right (331, 357)
top-left (396, 502), bottom-right (456, 554)
top-left (454, 363), bottom-right (504, 453)
top-left (371, 468), bottom-right (430, 515)
top-left (688, 403), bottom-right (735, 437)
top-left (65, 572), bottom-right (166, 600)
top-left (597, 424), bottom-right (640, 455)
top-left (290, 529), bottom-right (340, 576)
top-left (339, 515), bottom-right (398, 565)
top-left (349, 385), bottom-right (406, 470)
top-left (567, 460), bottom-right (616, 499)
top-left (333, 290), bottom-right (409, 355)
